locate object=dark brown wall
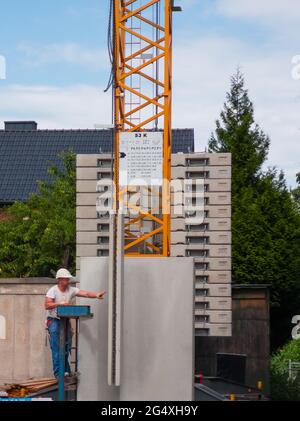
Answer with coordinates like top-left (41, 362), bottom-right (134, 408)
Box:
top-left (195, 285), bottom-right (270, 393)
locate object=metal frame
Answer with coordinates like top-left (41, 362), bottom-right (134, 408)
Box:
top-left (113, 0), bottom-right (172, 257)
top-left (56, 305), bottom-right (93, 401)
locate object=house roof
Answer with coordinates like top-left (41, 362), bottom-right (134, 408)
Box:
top-left (0, 125), bottom-right (194, 204)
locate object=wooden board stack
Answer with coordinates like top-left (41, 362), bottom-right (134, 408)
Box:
top-left (3, 378), bottom-right (57, 398)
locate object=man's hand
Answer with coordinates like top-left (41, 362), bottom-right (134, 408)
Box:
top-left (76, 290), bottom-right (106, 299)
top-left (59, 301), bottom-right (70, 306)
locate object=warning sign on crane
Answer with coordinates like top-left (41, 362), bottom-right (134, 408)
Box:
top-left (119, 132), bottom-right (163, 187)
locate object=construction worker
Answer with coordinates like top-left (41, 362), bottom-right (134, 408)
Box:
top-left (45, 268), bottom-right (106, 379)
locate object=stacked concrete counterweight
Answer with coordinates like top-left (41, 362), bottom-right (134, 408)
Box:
top-left (170, 153), bottom-right (232, 337)
top-left (76, 152), bottom-right (232, 337)
top-left (76, 154), bottom-right (112, 267)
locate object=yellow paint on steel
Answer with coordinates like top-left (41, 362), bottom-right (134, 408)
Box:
top-left (113, 0), bottom-right (172, 257)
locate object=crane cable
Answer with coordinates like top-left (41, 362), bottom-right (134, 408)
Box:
top-left (103, 0), bottom-right (116, 212)
top-left (104, 0), bottom-right (114, 93)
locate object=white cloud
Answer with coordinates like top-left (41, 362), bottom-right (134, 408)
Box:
top-left (172, 35), bottom-right (300, 186)
top-left (216, 0), bottom-right (300, 23)
top-left (1, 32), bottom-right (299, 187)
top-left (2, 7), bottom-right (300, 187)
top-left (0, 55), bottom-right (6, 80)
top-left (0, 84), bottom-right (111, 129)
top-left (18, 42), bottom-right (107, 71)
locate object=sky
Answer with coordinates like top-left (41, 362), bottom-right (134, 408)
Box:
top-left (0, 0), bottom-right (300, 186)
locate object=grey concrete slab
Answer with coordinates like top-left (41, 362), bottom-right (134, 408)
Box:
top-left (171, 153), bottom-right (232, 167)
top-left (0, 295), bottom-right (14, 381)
top-left (171, 192), bottom-right (231, 206)
top-left (195, 271), bottom-right (231, 284)
top-left (171, 231), bottom-right (232, 245)
top-left (195, 284), bottom-right (231, 297)
top-left (13, 296), bottom-right (30, 380)
top-left (171, 244), bottom-right (231, 258)
top-left (77, 154), bottom-right (112, 167)
top-left (120, 258), bottom-right (195, 401)
top-left (77, 257), bottom-right (120, 401)
top-left (172, 166), bottom-right (231, 180)
top-left (171, 179), bottom-right (231, 193)
top-left (195, 310), bottom-right (232, 324)
top-left (170, 205), bottom-right (231, 219)
top-left (77, 257), bottom-right (195, 401)
top-left (195, 296), bottom-right (232, 310)
top-left (0, 282), bottom-right (54, 384)
top-left (171, 218), bottom-right (231, 232)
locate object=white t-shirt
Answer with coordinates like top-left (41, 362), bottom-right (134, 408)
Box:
top-left (46, 285), bottom-right (80, 319)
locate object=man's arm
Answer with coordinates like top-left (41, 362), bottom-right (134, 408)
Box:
top-left (45, 297), bottom-right (59, 310)
top-left (45, 297), bottom-right (69, 310)
top-left (76, 290), bottom-right (106, 299)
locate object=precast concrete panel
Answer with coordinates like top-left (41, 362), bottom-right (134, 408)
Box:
top-left (77, 257), bottom-right (195, 401)
top-left (120, 258), bottom-right (195, 401)
top-left (77, 257), bottom-right (120, 401)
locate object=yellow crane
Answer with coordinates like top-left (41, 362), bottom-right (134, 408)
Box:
top-left (107, 4), bottom-right (181, 382)
top-left (109, 0), bottom-right (181, 257)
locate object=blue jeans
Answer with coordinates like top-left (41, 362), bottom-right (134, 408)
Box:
top-left (47, 318), bottom-right (72, 378)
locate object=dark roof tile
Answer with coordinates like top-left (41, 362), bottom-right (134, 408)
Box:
top-left (0, 128), bottom-right (194, 203)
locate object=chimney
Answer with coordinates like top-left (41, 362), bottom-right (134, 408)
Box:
top-left (4, 121), bottom-right (38, 131)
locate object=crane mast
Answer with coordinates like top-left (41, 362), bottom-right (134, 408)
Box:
top-left (112, 0), bottom-right (174, 257)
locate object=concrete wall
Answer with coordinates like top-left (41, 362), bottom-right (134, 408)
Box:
top-left (0, 279), bottom-right (55, 384)
top-left (78, 257), bottom-right (195, 401)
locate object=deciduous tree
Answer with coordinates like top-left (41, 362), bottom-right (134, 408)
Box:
top-left (0, 151), bottom-right (76, 278)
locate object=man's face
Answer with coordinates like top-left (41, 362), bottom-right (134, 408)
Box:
top-left (58, 278), bottom-right (71, 290)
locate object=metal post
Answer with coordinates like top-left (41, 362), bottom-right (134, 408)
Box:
top-left (108, 209), bottom-right (125, 386)
top-left (74, 318), bottom-right (79, 402)
top-left (75, 318), bottom-right (79, 373)
top-left (58, 318), bottom-right (67, 401)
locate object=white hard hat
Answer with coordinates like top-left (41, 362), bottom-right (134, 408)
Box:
top-left (56, 268), bottom-right (74, 279)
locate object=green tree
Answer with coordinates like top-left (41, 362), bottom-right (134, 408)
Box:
top-left (270, 339), bottom-right (300, 400)
top-left (209, 71), bottom-right (300, 348)
top-left (0, 151), bottom-right (76, 278)
top-left (208, 70), bottom-right (270, 194)
top-left (292, 173), bottom-right (300, 210)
